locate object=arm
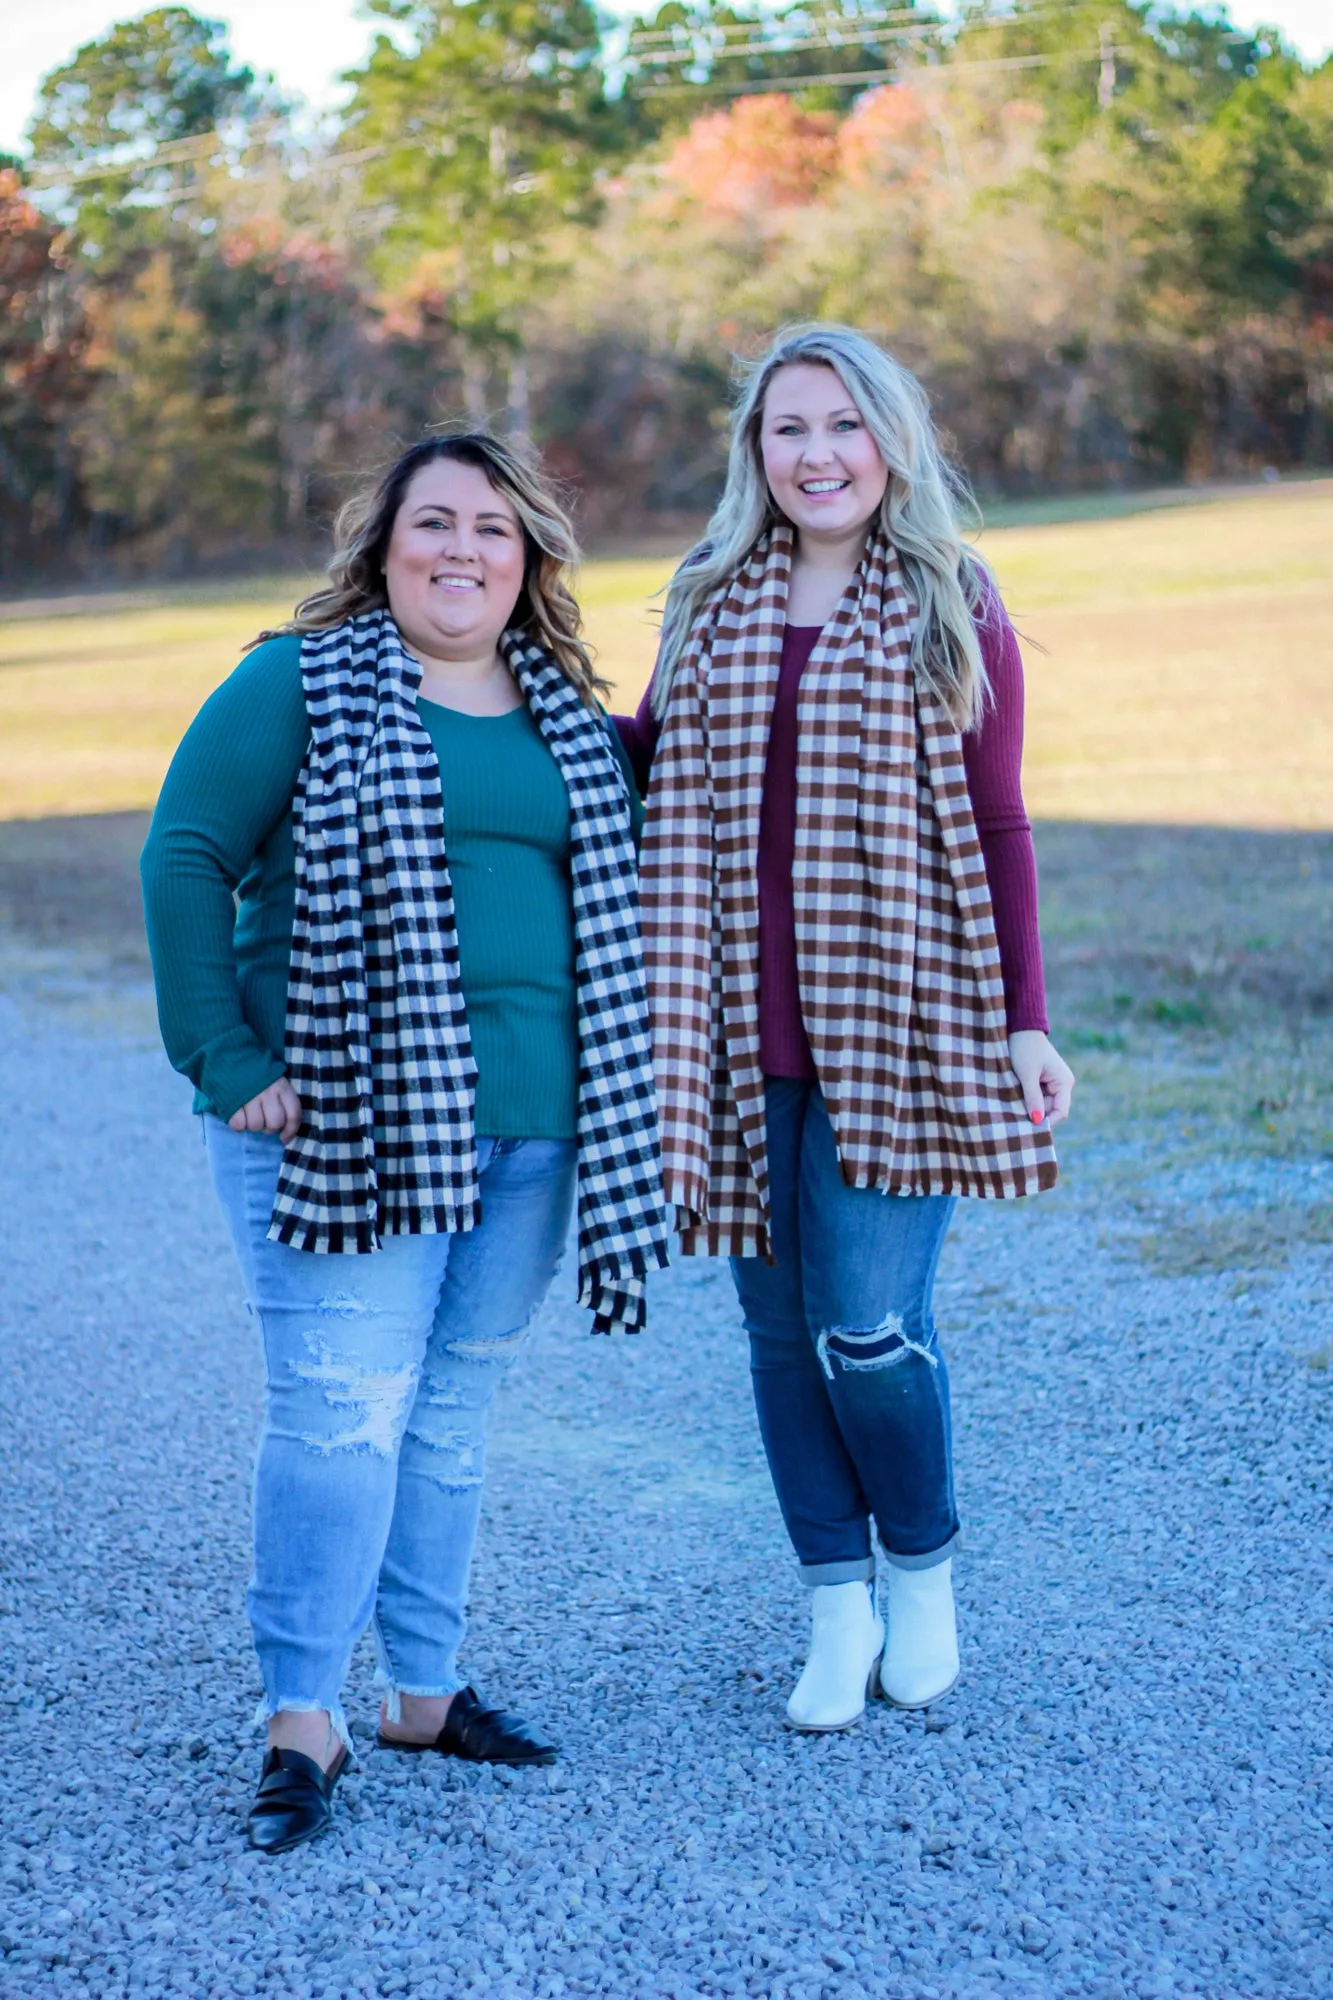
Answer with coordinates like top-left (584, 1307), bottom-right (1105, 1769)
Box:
top-left (965, 590), bottom-right (1074, 1127)
top-left (612, 680), bottom-right (663, 800)
top-left (963, 595), bottom-right (1048, 1033)
top-left (140, 636), bottom-right (310, 1121)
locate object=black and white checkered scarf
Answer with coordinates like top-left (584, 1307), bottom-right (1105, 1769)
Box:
top-left (268, 607), bottom-right (670, 1334)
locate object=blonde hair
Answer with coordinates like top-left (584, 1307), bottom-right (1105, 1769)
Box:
top-left (655, 323), bottom-right (990, 727)
top-left (255, 426), bottom-right (606, 702)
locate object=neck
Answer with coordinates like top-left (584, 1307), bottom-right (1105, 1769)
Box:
top-left (791, 520), bottom-right (872, 576)
top-left (404, 636), bottom-right (522, 716)
top-left (405, 639), bottom-right (502, 682)
top-left (785, 520), bottom-right (874, 628)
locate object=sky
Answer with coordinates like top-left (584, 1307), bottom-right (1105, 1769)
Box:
top-left (2, 0), bottom-right (1329, 156)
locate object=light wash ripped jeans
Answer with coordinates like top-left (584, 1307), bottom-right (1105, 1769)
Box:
top-left (205, 1117), bottom-right (576, 1750)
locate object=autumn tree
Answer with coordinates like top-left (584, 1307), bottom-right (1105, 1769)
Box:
top-left (344, 0), bottom-right (619, 422)
top-left (26, 8), bottom-right (266, 262)
top-left (0, 172), bottom-right (92, 579)
top-left (661, 92), bottom-right (838, 217)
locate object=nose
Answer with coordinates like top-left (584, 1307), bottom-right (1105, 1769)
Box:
top-left (440, 523), bottom-right (481, 562)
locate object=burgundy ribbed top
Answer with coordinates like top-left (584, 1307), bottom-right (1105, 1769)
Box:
top-left (616, 597), bottom-right (1048, 1076)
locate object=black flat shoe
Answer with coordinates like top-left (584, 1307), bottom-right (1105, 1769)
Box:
top-left (246, 1743), bottom-right (351, 1854)
top-left (377, 1685), bottom-right (559, 1767)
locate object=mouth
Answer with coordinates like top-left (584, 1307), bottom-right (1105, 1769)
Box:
top-left (432, 573), bottom-right (483, 592)
top-left (799, 478), bottom-right (850, 496)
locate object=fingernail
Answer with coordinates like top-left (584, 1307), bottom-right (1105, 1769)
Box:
top-left (1031, 1110), bottom-right (1043, 1124)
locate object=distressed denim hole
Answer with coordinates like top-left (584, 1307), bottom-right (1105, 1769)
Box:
top-left (290, 1336), bottom-right (418, 1455)
top-left (314, 1289), bottom-right (383, 1321)
top-left (443, 1319), bottom-right (531, 1366)
top-left (814, 1313), bottom-right (939, 1382)
top-left (402, 1422), bottom-right (485, 1491)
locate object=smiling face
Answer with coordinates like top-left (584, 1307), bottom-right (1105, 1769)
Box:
top-left (382, 456), bottom-right (528, 665)
top-left (759, 362), bottom-right (889, 547)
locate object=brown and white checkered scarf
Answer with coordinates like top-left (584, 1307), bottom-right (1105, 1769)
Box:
top-left (639, 522), bottom-right (1058, 1258)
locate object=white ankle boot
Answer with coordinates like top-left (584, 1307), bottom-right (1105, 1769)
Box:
top-left (786, 1582), bottom-right (885, 1732)
top-left (878, 1557), bottom-right (959, 1708)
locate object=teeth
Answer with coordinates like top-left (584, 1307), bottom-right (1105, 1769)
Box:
top-left (801, 480), bottom-right (847, 493)
top-left (436, 576), bottom-right (481, 589)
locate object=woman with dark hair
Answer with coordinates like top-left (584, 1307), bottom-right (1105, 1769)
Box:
top-left (621, 324), bottom-right (1074, 1732)
top-left (142, 430), bottom-right (669, 1852)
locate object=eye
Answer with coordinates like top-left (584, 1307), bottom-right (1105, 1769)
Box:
top-left (833, 417), bottom-right (861, 432)
top-left (480, 522), bottom-right (512, 536)
top-left (774, 422), bottom-right (804, 437)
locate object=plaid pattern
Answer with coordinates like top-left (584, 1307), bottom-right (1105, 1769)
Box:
top-left (270, 608), bottom-right (670, 1334)
top-left (639, 525), bottom-right (1058, 1258)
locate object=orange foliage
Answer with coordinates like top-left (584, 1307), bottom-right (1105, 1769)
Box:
top-left (218, 221), bottom-right (348, 289)
top-left (837, 84), bottom-right (939, 187)
top-left (662, 94), bottom-right (838, 219)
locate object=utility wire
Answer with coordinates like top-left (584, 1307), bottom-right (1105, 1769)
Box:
top-left (638, 44), bottom-right (1130, 93)
top-left (22, 0), bottom-right (1159, 190)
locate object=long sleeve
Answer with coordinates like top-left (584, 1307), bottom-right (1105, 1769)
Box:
top-left (963, 597), bottom-right (1049, 1034)
top-left (140, 636), bottom-right (311, 1118)
top-left (613, 683), bottom-right (663, 799)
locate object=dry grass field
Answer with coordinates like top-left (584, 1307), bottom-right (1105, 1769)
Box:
top-left (1, 478), bottom-right (1330, 828)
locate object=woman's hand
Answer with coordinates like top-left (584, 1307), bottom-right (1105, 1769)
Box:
top-left (1008, 1030), bottom-right (1075, 1129)
top-left (228, 1076), bottom-right (303, 1143)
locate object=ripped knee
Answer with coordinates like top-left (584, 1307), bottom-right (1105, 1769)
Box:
top-left (814, 1312), bottom-right (938, 1382)
top-left (288, 1323), bottom-right (418, 1457)
top-left (401, 1422), bottom-right (486, 1491)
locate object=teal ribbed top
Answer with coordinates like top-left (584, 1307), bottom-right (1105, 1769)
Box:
top-left (140, 632), bottom-right (638, 1140)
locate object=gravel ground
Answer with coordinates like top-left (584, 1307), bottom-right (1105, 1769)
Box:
top-left (2, 975), bottom-right (1331, 2000)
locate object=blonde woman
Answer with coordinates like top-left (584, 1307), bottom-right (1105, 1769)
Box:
top-left (618, 325), bottom-right (1074, 1730)
top-left (142, 431), bottom-right (669, 1851)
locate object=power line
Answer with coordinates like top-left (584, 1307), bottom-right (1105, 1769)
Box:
top-left (24, 131), bottom-right (384, 192)
top-left (624, 0), bottom-right (1111, 55)
top-left (637, 43), bottom-right (1129, 94)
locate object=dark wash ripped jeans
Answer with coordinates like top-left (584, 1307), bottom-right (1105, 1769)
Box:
top-left (731, 1079), bottom-right (960, 1582)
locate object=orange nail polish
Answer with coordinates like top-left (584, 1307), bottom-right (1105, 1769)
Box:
top-left (1031, 1109), bottom-right (1043, 1124)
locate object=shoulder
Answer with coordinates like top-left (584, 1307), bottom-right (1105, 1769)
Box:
top-left (194, 630), bottom-right (309, 745)
top-left (964, 563), bottom-right (1020, 672)
top-left (964, 559), bottom-right (1007, 639)
top-left (667, 541), bottom-right (715, 590)
top-left (228, 630), bottom-right (306, 693)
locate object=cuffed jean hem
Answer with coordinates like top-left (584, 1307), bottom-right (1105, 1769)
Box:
top-left (798, 1557), bottom-right (877, 1586)
top-left (878, 1532), bottom-right (960, 1572)
top-left (251, 1697), bottom-right (353, 1757)
top-left (373, 1668), bottom-right (467, 1724)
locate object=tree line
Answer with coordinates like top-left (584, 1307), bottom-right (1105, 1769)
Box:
top-left (2, 0), bottom-right (1330, 581)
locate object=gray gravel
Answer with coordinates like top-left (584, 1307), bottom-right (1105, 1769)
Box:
top-left (2, 982), bottom-right (1331, 2000)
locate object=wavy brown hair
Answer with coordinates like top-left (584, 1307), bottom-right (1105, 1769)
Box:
top-left (254, 427), bottom-right (606, 702)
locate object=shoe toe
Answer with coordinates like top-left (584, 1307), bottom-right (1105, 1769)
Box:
top-left (246, 1802), bottom-right (328, 1853)
top-left (246, 1746), bottom-right (344, 1853)
top-left (444, 1687), bottom-right (559, 1766)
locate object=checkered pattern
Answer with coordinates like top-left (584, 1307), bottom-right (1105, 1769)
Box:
top-left (639, 524), bottom-right (1058, 1258)
top-left (269, 609), bottom-right (670, 1334)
